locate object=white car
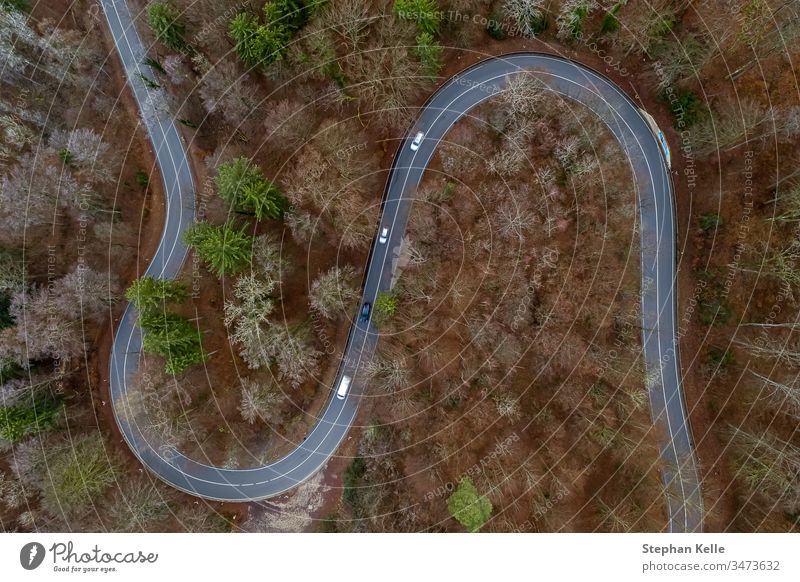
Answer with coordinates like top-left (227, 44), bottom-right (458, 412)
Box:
top-left (336, 375), bottom-right (351, 400)
top-left (410, 131), bottom-right (425, 151)
top-left (378, 226), bottom-right (389, 244)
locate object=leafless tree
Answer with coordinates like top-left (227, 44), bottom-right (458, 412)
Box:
top-left (163, 54), bottom-right (192, 86)
top-left (285, 210), bottom-right (316, 244)
top-left (309, 265), bottom-right (359, 320)
top-left (105, 477), bottom-right (172, 532)
top-left (47, 128), bottom-right (117, 184)
top-left (494, 195), bottom-right (536, 241)
top-left (224, 274), bottom-right (277, 368)
top-left (0, 153), bottom-right (93, 232)
top-left (0, 278), bottom-right (95, 364)
top-left (249, 235), bottom-right (286, 281)
top-left (734, 335), bottom-right (800, 367)
top-left (729, 425), bottom-right (800, 514)
top-left (317, 0), bottom-right (376, 49)
top-left (556, 0), bottom-right (598, 42)
top-left (345, 36), bottom-right (428, 129)
top-left (199, 59), bottom-right (259, 127)
top-left (59, 267), bottom-right (118, 321)
top-left (748, 369), bottom-right (800, 417)
top-left (500, 72), bottom-right (549, 120)
top-left (610, 0), bottom-right (676, 55)
top-left (693, 98), bottom-right (768, 154)
top-left (238, 377), bottom-right (284, 424)
top-left (263, 100), bottom-right (315, 152)
top-left (0, 247), bottom-right (24, 293)
top-left (486, 146), bottom-right (524, 177)
top-left (494, 391), bottom-right (522, 421)
top-left (366, 351), bottom-right (410, 394)
top-left (502, 0), bottom-right (548, 38)
top-left (0, 470), bottom-right (25, 510)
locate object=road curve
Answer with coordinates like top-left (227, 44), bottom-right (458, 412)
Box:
top-left (102, 2), bottom-right (701, 531)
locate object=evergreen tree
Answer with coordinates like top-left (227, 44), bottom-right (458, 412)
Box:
top-left (126, 276), bottom-right (188, 314)
top-left (147, 2), bottom-right (189, 52)
top-left (184, 221), bottom-right (254, 278)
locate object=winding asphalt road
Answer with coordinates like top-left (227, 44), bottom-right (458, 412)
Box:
top-left (102, 2), bottom-right (701, 532)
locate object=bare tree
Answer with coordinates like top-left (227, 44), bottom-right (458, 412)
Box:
top-left (238, 378), bottom-right (284, 424)
top-left (224, 274), bottom-right (277, 368)
top-left (105, 477), bottom-right (171, 532)
top-left (500, 72), bottom-right (549, 120)
top-left (263, 100), bottom-right (315, 152)
top-left (0, 246), bottom-right (24, 293)
top-left (0, 280), bottom-right (93, 364)
top-left (366, 352), bottom-right (410, 394)
top-left (0, 470), bottom-right (25, 510)
top-left (260, 325), bottom-right (322, 389)
top-left (502, 0), bottom-right (548, 38)
top-left (285, 210), bottom-right (316, 244)
top-left (556, 0), bottom-right (598, 42)
top-left (252, 234), bottom-right (288, 281)
top-left (198, 59), bottom-right (259, 127)
top-left (494, 391), bottom-right (522, 421)
top-left (734, 240), bottom-right (800, 287)
top-left (494, 196), bottom-right (536, 241)
top-left (610, 0), bottom-right (676, 55)
top-left (47, 128), bottom-right (117, 184)
top-left (692, 98), bottom-right (768, 154)
top-left (163, 54), bottom-right (192, 86)
top-left (309, 265), bottom-right (359, 319)
top-left (730, 425), bottom-right (800, 514)
top-left (748, 369), bottom-right (800, 416)
top-left (59, 267), bottom-right (118, 321)
top-left (316, 0), bottom-right (376, 49)
top-left (0, 153), bottom-right (92, 232)
top-left (734, 335), bottom-right (800, 367)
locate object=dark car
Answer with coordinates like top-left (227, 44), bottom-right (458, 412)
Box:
top-left (359, 302), bottom-right (372, 323)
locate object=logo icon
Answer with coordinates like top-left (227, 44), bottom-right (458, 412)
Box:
top-left (20, 542), bottom-right (46, 570)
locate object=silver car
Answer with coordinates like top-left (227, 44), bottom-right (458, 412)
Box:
top-left (410, 131), bottom-right (425, 151)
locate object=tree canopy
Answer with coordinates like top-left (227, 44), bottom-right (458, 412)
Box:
top-left (228, 1), bottom-right (311, 68)
top-left (140, 312), bottom-right (205, 375)
top-left (147, 2), bottom-right (189, 52)
top-left (447, 478), bottom-right (492, 532)
top-left (125, 276), bottom-right (188, 314)
top-left (184, 221), bottom-right (254, 278)
top-left (125, 276), bottom-right (201, 375)
top-left (215, 157), bottom-right (287, 220)
top-left (394, 0), bottom-right (441, 35)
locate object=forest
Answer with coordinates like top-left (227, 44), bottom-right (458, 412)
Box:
top-left (1, 0), bottom-right (799, 533)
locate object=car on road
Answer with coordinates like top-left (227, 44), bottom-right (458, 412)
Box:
top-left (410, 131), bottom-right (425, 151)
top-left (336, 375), bottom-right (351, 400)
top-left (378, 226), bottom-right (389, 244)
top-left (359, 302), bottom-right (372, 323)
